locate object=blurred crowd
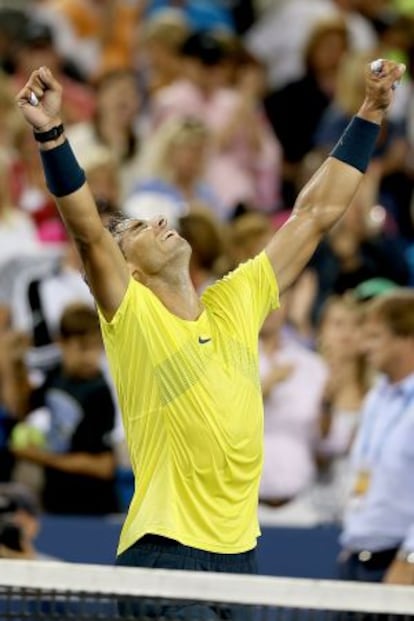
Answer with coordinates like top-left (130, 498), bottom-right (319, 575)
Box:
top-left (0, 0), bottom-right (414, 559)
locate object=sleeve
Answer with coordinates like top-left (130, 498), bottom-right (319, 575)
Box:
top-left (402, 524), bottom-right (414, 552)
top-left (202, 251), bottom-right (279, 343)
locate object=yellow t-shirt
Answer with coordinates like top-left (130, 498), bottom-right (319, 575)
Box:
top-left (99, 251), bottom-right (279, 555)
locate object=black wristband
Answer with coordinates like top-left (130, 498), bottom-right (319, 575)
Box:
top-left (330, 116), bottom-right (381, 173)
top-left (40, 140), bottom-right (86, 197)
top-left (33, 123), bottom-right (65, 143)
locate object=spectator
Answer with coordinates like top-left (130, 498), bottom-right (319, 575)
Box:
top-left (259, 303), bottom-right (328, 506)
top-left (140, 9), bottom-right (190, 96)
top-left (67, 68), bottom-right (142, 203)
top-left (35, 0), bottom-right (143, 81)
top-left (227, 211), bottom-right (274, 267)
top-left (0, 483), bottom-right (55, 560)
top-left (309, 173), bottom-right (410, 320)
top-left (145, 0), bottom-right (235, 32)
top-left (126, 117), bottom-right (223, 224)
top-left (264, 17), bottom-right (350, 207)
top-left (10, 303), bottom-right (118, 515)
top-left (245, 0), bottom-right (377, 89)
top-left (338, 290), bottom-right (414, 585)
top-left (150, 30), bottom-right (281, 215)
top-left (178, 208), bottom-right (228, 293)
top-left (314, 293), bottom-right (372, 519)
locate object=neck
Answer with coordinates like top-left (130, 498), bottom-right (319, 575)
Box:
top-left (144, 270), bottom-right (202, 321)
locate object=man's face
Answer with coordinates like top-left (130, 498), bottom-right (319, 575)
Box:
top-left (362, 316), bottom-right (404, 375)
top-left (114, 216), bottom-right (190, 278)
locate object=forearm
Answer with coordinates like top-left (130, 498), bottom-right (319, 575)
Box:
top-left (38, 130), bottom-right (104, 245)
top-left (1, 360), bottom-right (31, 418)
top-left (292, 157), bottom-right (363, 234)
top-left (14, 447), bottom-right (115, 479)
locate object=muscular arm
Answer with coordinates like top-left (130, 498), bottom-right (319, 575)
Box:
top-left (54, 183), bottom-right (129, 320)
top-left (12, 446), bottom-right (115, 480)
top-left (16, 66), bottom-right (129, 321)
top-left (265, 60), bottom-right (405, 295)
top-left (266, 157), bottom-right (362, 294)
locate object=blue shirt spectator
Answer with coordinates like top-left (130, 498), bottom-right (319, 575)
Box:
top-left (338, 290), bottom-right (414, 585)
top-left (145, 1), bottom-right (235, 32)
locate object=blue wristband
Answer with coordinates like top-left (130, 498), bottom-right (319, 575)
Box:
top-left (40, 140), bottom-right (86, 197)
top-left (330, 116), bottom-right (380, 173)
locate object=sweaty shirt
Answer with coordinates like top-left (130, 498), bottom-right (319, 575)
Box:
top-left (99, 251), bottom-right (279, 555)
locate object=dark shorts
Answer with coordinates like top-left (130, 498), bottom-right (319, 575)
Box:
top-left (115, 534), bottom-right (257, 620)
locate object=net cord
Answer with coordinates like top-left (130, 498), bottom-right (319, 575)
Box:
top-left (0, 560), bottom-right (413, 615)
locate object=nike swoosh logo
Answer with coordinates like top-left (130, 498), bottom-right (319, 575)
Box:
top-left (198, 337), bottom-right (212, 345)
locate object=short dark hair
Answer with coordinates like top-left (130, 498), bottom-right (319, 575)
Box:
top-left (365, 289), bottom-right (414, 337)
top-left (59, 303), bottom-right (100, 340)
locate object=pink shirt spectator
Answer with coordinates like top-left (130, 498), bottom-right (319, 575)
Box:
top-left (151, 79), bottom-right (281, 215)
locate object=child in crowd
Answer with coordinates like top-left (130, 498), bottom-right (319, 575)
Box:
top-left (10, 303), bottom-right (118, 515)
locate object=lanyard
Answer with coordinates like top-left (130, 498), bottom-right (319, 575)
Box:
top-left (357, 385), bottom-right (414, 465)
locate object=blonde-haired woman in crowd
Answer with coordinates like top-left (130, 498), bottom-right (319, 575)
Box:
top-left (313, 293), bottom-right (372, 519)
top-left (124, 116), bottom-right (223, 225)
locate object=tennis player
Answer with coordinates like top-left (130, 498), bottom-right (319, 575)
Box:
top-left (16, 60), bottom-right (404, 620)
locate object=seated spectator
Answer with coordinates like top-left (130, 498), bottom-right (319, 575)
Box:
top-left (178, 208), bottom-right (228, 293)
top-left (67, 68), bottom-right (142, 203)
top-left (145, 1), bottom-right (235, 32)
top-left (10, 304), bottom-right (118, 515)
top-left (309, 173), bottom-right (410, 320)
top-left (150, 30), bottom-right (281, 215)
top-left (264, 17), bottom-right (350, 207)
top-left (35, 0), bottom-right (144, 81)
top-left (227, 210), bottom-right (275, 267)
top-left (0, 483), bottom-right (56, 560)
top-left (245, 0), bottom-right (377, 90)
top-left (126, 117), bottom-right (223, 224)
top-left (313, 293), bottom-right (372, 519)
top-left (259, 302), bottom-right (328, 506)
top-left (140, 9), bottom-right (190, 96)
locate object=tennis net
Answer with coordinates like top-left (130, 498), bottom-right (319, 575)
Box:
top-left (0, 559), bottom-right (413, 620)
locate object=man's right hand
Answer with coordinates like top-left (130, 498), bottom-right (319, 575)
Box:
top-left (358, 59), bottom-right (405, 125)
top-left (15, 65), bottom-right (63, 132)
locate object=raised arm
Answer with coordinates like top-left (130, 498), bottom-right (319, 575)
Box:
top-left (266, 59), bottom-right (405, 295)
top-left (15, 66), bottom-right (129, 320)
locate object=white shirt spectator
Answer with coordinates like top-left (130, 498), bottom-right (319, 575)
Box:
top-left (259, 335), bottom-right (328, 501)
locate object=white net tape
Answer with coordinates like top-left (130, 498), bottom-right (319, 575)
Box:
top-left (0, 560), bottom-right (413, 615)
